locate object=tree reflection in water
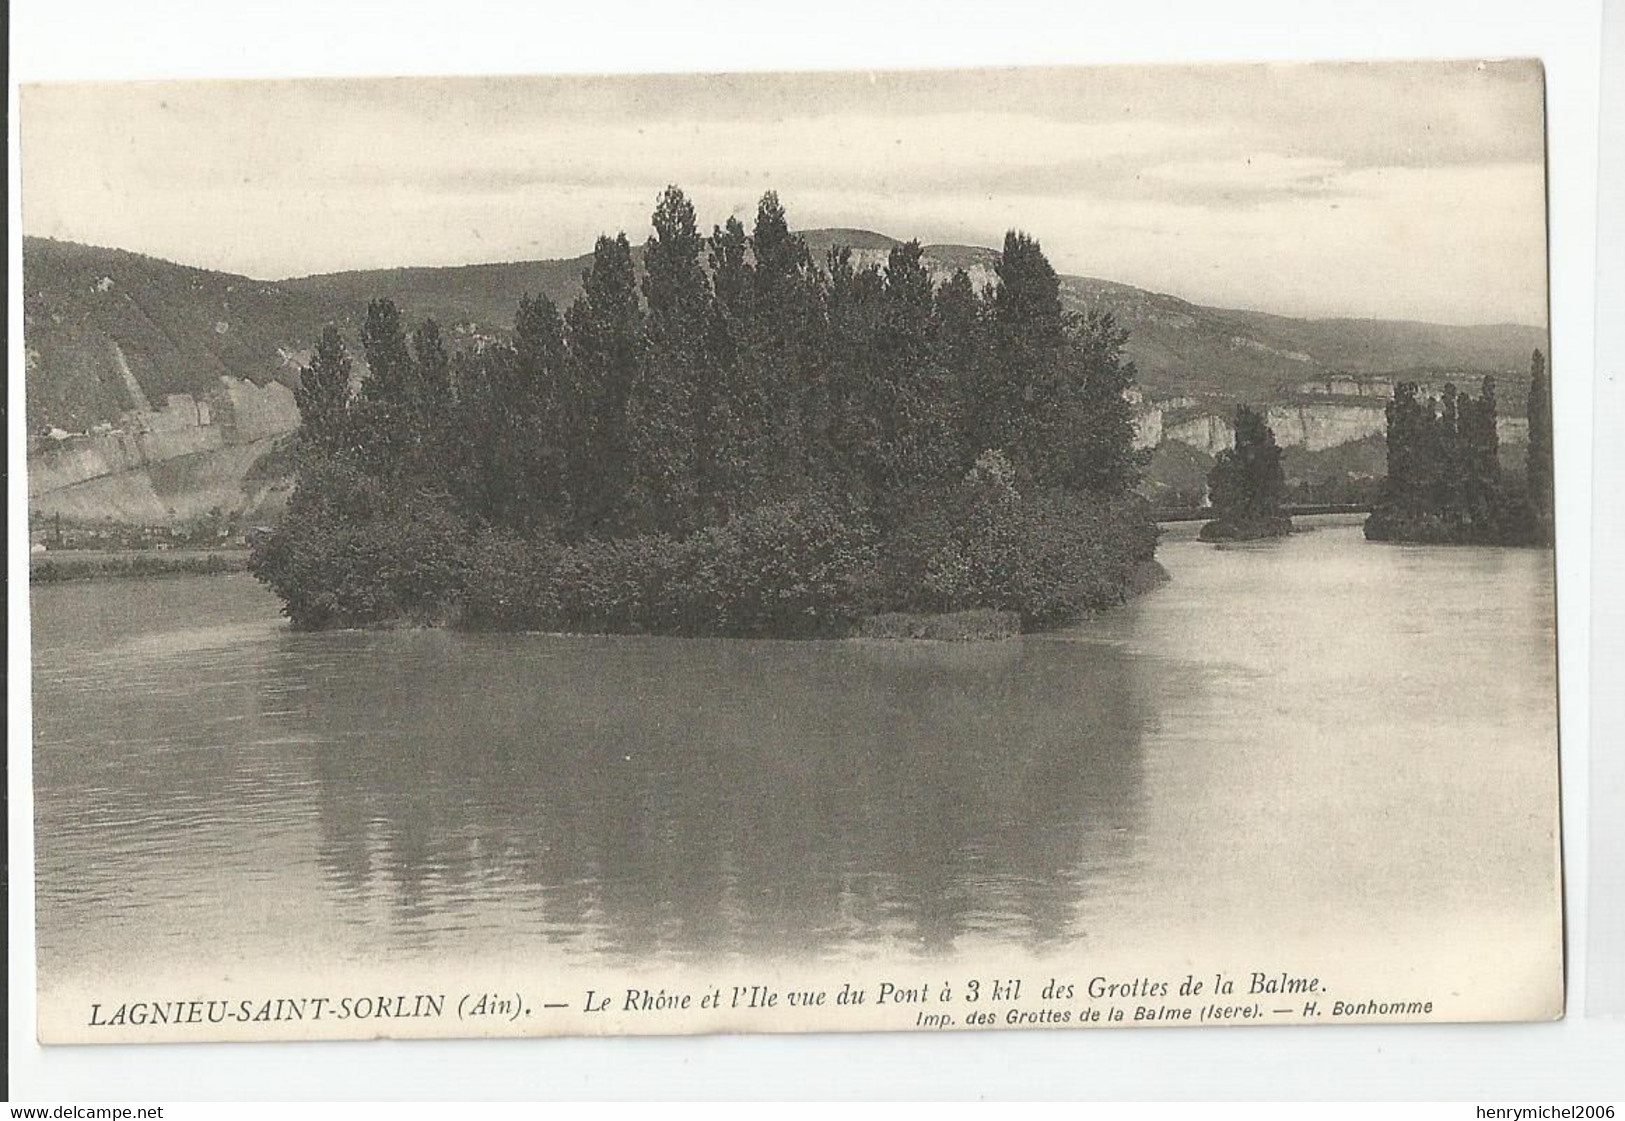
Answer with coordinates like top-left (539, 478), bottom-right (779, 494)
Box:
top-left (294, 629), bottom-right (1148, 965)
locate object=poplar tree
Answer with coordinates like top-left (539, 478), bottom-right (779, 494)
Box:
top-left (1462, 376), bottom-right (1502, 538)
top-left (357, 299), bottom-right (412, 404)
top-left (868, 240), bottom-right (952, 497)
top-left (1065, 310), bottom-right (1141, 494)
top-left (410, 318), bottom-right (455, 470)
top-left (747, 192), bottom-right (817, 494)
top-left (1437, 383), bottom-right (1464, 526)
top-left (1207, 405), bottom-right (1286, 522)
top-left (354, 298), bottom-right (416, 475)
top-left (704, 215), bottom-right (761, 514)
top-left (822, 246), bottom-right (884, 495)
top-left (512, 291), bottom-right (572, 529)
top-left (449, 342), bottom-right (525, 528)
top-left (563, 233), bottom-right (643, 536)
top-left (987, 231), bottom-right (1140, 494)
top-left (1382, 381), bottom-right (1422, 514)
top-left (411, 320), bottom-right (451, 414)
top-left (293, 325), bottom-right (353, 456)
top-left (988, 230), bottom-right (1067, 472)
top-left (1526, 348), bottom-right (1554, 542)
top-left (626, 186), bottom-right (709, 533)
top-left (932, 267), bottom-right (984, 473)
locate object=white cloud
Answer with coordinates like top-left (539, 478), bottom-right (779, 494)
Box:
top-left (19, 67), bottom-right (1549, 324)
top-left (1141, 154), bottom-right (1346, 192)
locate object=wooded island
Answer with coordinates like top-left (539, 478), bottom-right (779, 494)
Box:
top-left (252, 188), bottom-right (1161, 636)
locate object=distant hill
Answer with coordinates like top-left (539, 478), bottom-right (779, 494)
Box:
top-left (797, 234), bottom-right (1546, 402)
top-left (279, 254), bottom-right (601, 349)
top-left (802, 228), bottom-right (903, 252)
top-left (1204, 309), bottom-right (1546, 376)
top-left (22, 238), bottom-right (336, 431)
top-left (1055, 280), bottom-right (1545, 402)
top-left (274, 228), bottom-right (907, 346)
top-left (24, 232), bottom-right (1546, 433)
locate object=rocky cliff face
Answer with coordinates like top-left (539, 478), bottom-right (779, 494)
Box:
top-left (1265, 402), bottom-right (1388, 452)
top-left (29, 439), bottom-right (293, 526)
top-left (1132, 401), bottom-right (1163, 450)
top-left (1162, 412), bottom-right (1238, 457)
top-left (28, 376), bottom-right (298, 526)
top-left (1157, 398), bottom-right (1532, 457)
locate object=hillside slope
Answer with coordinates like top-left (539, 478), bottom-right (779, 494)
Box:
top-left (279, 253), bottom-right (600, 348)
top-left (274, 229), bottom-right (909, 349)
top-left (22, 238), bottom-right (339, 431)
top-left (26, 231), bottom-right (1546, 433)
top-left (1205, 309), bottom-right (1545, 376)
top-left (279, 227), bottom-right (1548, 405)
top-left (24, 231), bottom-right (1547, 530)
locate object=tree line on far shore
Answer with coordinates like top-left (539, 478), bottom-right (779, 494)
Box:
top-left (1365, 349), bottom-right (1553, 545)
top-left (1195, 347), bottom-right (1553, 548)
top-left (254, 187), bottom-right (1160, 635)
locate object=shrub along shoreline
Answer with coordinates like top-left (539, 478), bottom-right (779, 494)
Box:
top-left (258, 476), bottom-right (1164, 638)
top-left (1197, 515), bottom-right (1292, 542)
top-left (30, 550), bottom-right (249, 584)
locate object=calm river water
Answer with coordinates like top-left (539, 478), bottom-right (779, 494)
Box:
top-left (31, 517), bottom-right (1560, 992)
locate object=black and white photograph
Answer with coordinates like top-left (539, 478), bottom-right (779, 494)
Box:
top-left (19, 59), bottom-right (1563, 1045)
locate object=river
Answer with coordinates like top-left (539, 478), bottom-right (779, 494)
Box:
top-left (29, 516), bottom-right (1561, 1016)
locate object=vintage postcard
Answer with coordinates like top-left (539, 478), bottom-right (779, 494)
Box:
top-left (20, 61), bottom-right (1561, 1044)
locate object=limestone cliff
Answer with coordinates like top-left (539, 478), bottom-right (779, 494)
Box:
top-left (1157, 386), bottom-right (1532, 457)
top-left (28, 376), bottom-right (299, 526)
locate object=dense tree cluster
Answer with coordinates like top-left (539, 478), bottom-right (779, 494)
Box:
top-left (1365, 350), bottom-right (1552, 545)
top-left (253, 187), bottom-right (1158, 634)
top-left (1199, 405), bottom-right (1291, 541)
top-left (1525, 349), bottom-right (1554, 543)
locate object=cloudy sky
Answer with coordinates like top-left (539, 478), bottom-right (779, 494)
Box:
top-left (21, 61), bottom-right (1547, 324)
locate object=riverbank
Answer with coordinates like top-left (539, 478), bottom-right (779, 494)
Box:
top-left (846, 559), bottom-right (1169, 641)
top-left (851, 609), bottom-right (1022, 642)
top-left (29, 548), bottom-right (250, 584)
top-left (29, 539), bottom-right (1173, 643)
top-left (1198, 515), bottom-right (1293, 542)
